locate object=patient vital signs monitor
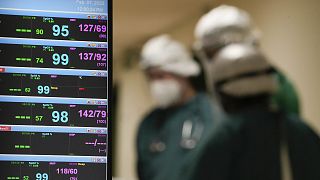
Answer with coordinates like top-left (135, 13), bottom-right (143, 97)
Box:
top-left (0, 0), bottom-right (109, 179)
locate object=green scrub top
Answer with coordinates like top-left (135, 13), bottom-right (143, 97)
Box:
top-left (273, 71), bottom-right (300, 115)
top-left (185, 105), bottom-right (320, 180)
top-left (137, 93), bottom-right (222, 180)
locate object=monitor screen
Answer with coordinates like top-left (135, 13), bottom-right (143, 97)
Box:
top-left (0, 0), bottom-right (109, 179)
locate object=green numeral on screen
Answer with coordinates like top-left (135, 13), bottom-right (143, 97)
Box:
top-left (36, 29), bottom-right (44, 35)
top-left (36, 57), bottom-right (44, 63)
top-left (35, 116), bottom-right (43, 122)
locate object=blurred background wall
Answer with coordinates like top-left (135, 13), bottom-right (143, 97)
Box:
top-left (113, 0), bottom-right (320, 178)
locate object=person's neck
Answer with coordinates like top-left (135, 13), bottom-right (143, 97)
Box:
top-left (221, 94), bottom-right (271, 114)
top-left (176, 87), bottom-right (197, 106)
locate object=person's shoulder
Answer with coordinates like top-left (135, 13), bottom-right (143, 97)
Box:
top-left (138, 108), bottom-right (162, 130)
top-left (285, 114), bottom-right (320, 142)
top-left (286, 114), bottom-right (313, 131)
top-left (136, 108), bottom-right (162, 146)
top-left (285, 113), bottom-right (320, 175)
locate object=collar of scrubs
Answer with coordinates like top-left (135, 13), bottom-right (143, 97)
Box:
top-left (228, 102), bottom-right (280, 120)
top-left (154, 93), bottom-right (206, 125)
top-left (150, 93), bottom-right (209, 152)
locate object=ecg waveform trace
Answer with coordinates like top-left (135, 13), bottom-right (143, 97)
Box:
top-left (0, 131), bottom-right (108, 156)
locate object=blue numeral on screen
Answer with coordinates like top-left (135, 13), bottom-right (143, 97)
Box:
top-left (37, 86), bottom-right (50, 95)
top-left (35, 173), bottom-right (48, 180)
top-left (52, 111), bottom-right (69, 123)
top-left (52, 25), bottom-right (69, 37)
top-left (52, 53), bottom-right (69, 65)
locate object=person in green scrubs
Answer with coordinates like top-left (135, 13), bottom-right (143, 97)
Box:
top-left (137, 34), bottom-right (222, 180)
top-left (193, 5), bottom-right (300, 114)
top-left (186, 43), bottom-right (320, 180)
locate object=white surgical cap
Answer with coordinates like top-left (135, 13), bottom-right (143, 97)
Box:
top-left (195, 5), bottom-right (258, 49)
top-left (141, 34), bottom-right (200, 77)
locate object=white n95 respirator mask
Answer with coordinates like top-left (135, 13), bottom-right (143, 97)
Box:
top-left (150, 79), bottom-right (182, 108)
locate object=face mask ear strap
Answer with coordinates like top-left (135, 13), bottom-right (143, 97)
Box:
top-left (193, 44), bottom-right (215, 94)
top-left (193, 42), bottom-right (209, 61)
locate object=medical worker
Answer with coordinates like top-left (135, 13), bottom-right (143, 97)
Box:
top-left (194, 5), bottom-right (300, 114)
top-left (186, 43), bottom-right (320, 180)
top-left (136, 34), bottom-right (222, 180)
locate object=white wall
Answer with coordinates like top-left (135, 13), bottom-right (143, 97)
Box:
top-left (115, 64), bottom-right (154, 179)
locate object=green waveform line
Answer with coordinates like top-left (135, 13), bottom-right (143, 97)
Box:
top-left (7, 177), bottom-right (20, 180)
top-left (16, 29), bottom-right (32, 33)
top-left (16, 58), bottom-right (32, 61)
